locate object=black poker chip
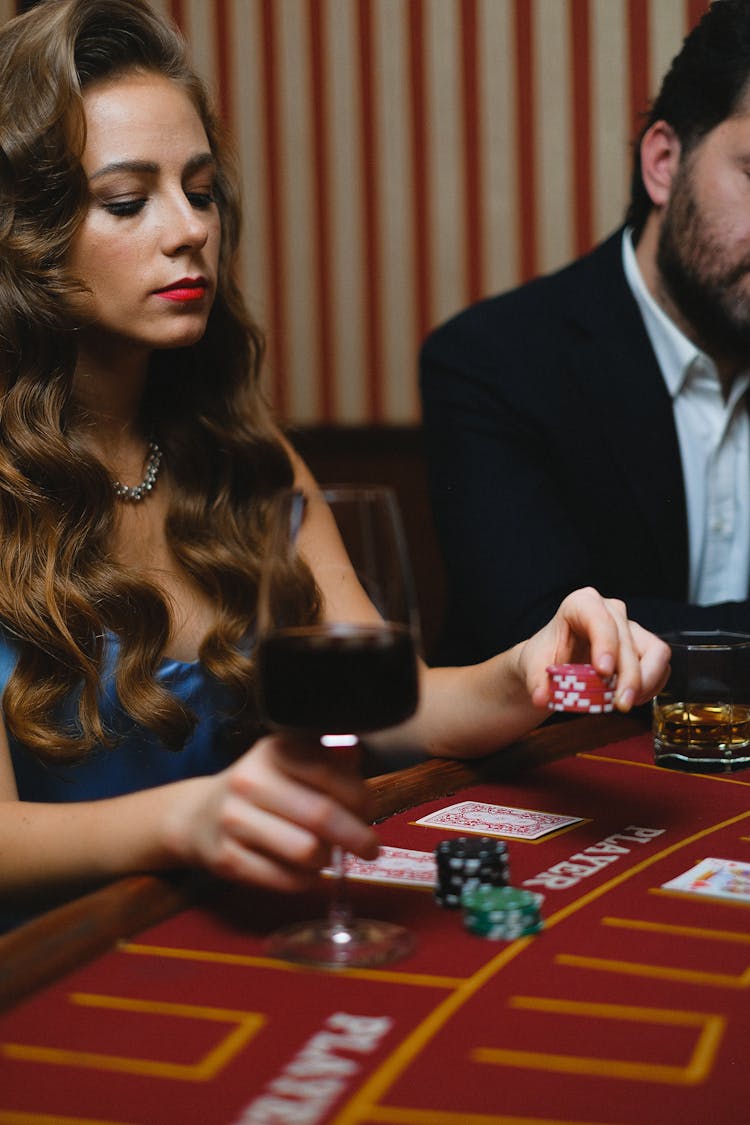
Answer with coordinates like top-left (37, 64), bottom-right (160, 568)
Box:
top-left (434, 836), bottom-right (510, 908)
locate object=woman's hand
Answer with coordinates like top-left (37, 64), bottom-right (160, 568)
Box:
top-left (163, 734), bottom-right (379, 892)
top-left (515, 586), bottom-right (671, 712)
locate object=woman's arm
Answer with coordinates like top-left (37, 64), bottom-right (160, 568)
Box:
top-left (0, 724), bottom-right (378, 897)
top-left (1, 460), bottom-right (668, 900)
top-left (291, 459), bottom-right (671, 760)
top-left (382, 588), bottom-right (670, 759)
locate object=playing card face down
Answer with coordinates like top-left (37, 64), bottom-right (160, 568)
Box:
top-left (414, 801), bottom-right (582, 840)
top-left (324, 845), bottom-right (437, 886)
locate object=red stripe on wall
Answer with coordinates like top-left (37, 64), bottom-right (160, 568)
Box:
top-left (686, 0), bottom-right (709, 32)
top-left (407, 0), bottom-right (432, 346)
top-left (626, 0), bottom-right (650, 144)
top-left (168, 0), bottom-right (184, 30)
top-left (357, 0), bottom-right (383, 421)
top-left (569, 0), bottom-right (593, 257)
top-left (513, 0), bottom-right (536, 282)
top-left (460, 0), bottom-right (483, 302)
top-left (309, 0), bottom-right (334, 421)
top-left (260, 0), bottom-right (287, 416)
top-left (213, 0), bottom-right (232, 130)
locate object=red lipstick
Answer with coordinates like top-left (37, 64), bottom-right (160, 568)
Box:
top-left (155, 277), bottom-right (207, 302)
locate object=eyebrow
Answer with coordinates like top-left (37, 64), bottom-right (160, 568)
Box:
top-left (88, 152), bottom-right (216, 182)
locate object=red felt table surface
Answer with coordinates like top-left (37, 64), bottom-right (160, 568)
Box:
top-left (2, 727), bottom-right (750, 1125)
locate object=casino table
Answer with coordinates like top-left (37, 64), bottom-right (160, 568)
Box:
top-left (1, 711), bottom-right (750, 1125)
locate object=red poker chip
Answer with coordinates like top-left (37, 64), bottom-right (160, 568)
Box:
top-left (550, 684), bottom-right (616, 693)
top-left (551, 678), bottom-right (616, 693)
top-left (549, 698), bottom-right (615, 708)
top-left (549, 698), bottom-right (616, 710)
top-left (548, 664), bottom-right (616, 694)
top-left (549, 700), bottom-right (615, 713)
top-left (551, 689), bottom-right (617, 700)
top-left (552, 690), bottom-right (615, 703)
top-left (547, 662), bottom-right (619, 714)
top-left (547, 663), bottom-right (612, 680)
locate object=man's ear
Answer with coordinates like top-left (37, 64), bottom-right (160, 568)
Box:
top-left (640, 120), bottom-right (682, 207)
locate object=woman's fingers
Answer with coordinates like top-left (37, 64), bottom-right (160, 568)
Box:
top-left (523, 587), bottom-right (670, 711)
top-left (627, 620), bottom-right (671, 702)
top-left (226, 758), bottom-right (379, 861)
top-left (184, 733), bottom-right (380, 890)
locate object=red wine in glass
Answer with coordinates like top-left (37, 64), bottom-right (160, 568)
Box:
top-left (256, 486), bottom-right (420, 967)
top-left (259, 622), bottom-right (418, 733)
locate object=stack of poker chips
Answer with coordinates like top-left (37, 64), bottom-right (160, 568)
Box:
top-left (547, 662), bottom-right (616, 714)
top-left (434, 835), bottom-right (510, 909)
top-left (461, 884), bottom-right (544, 940)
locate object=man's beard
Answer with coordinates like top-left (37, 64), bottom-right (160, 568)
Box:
top-left (657, 168), bottom-right (750, 365)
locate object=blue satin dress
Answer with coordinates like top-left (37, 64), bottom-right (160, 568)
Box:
top-left (5, 636), bottom-right (249, 802)
top-left (1, 636), bottom-right (252, 931)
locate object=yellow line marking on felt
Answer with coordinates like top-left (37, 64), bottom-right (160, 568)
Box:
top-left (542, 808), bottom-right (750, 931)
top-left (473, 996), bottom-right (725, 1085)
top-left (555, 953), bottom-right (749, 989)
top-left (331, 802), bottom-right (750, 1124)
top-left (2, 993), bottom-right (264, 1081)
top-left (361, 1108), bottom-right (616, 1125)
top-left (651, 886), bottom-right (750, 909)
top-left (0, 1115), bottom-right (137, 1125)
top-left (601, 915), bottom-right (750, 943)
top-left (120, 941), bottom-right (463, 989)
top-left (577, 752), bottom-right (750, 785)
top-left (332, 936), bottom-right (540, 1125)
top-left (552, 915), bottom-right (750, 987)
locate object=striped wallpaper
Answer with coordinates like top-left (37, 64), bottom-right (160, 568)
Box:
top-left (5, 0), bottom-right (708, 424)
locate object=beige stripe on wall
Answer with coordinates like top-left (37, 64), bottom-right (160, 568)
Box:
top-left (324, 0), bottom-right (368, 423)
top-left (534, 0), bottom-right (574, 274)
top-left (424, 1), bottom-right (467, 334)
top-left (650, 1), bottom-right (688, 98)
top-left (231, 0), bottom-right (270, 329)
top-left (3, 0), bottom-right (709, 425)
top-left (372, 1), bottom-right (419, 423)
top-left (591, 0), bottom-right (631, 243)
top-left (183, 0), bottom-right (220, 102)
top-left (477, 0), bottom-right (518, 299)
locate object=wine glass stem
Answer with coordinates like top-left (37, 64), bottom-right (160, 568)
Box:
top-left (327, 844), bottom-right (353, 931)
top-left (319, 733), bottom-right (361, 934)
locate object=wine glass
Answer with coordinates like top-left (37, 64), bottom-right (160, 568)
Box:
top-left (256, 485), bottom-right (421, 967)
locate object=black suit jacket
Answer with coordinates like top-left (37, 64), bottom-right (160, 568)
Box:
top-left (420, 229), bottom-right (750, 664)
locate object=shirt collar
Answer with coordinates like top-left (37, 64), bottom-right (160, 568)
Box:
top-left (621, 227), bottom-right (702, 398)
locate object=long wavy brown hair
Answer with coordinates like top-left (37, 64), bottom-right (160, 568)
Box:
top-left (0, 0), bottom-right (320, 761)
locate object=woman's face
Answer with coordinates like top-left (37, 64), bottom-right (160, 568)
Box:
top-left (68, 70), bottom-right (221, 357)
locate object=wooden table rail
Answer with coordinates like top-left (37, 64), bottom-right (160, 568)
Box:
top-left (0, 711), bottom-right (648, 1012)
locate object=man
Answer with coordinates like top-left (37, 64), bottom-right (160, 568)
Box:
top-left (421, 0), bottom-right (750, 665)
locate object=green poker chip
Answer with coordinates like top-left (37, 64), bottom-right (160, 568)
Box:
top-left (461, 884), bottom-right (544, 940)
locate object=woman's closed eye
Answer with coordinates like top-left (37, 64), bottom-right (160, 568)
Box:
top-left (100, 197), bottom-right (145, 217)
top-left (185, 190), bottom-right (216, 210)
top-left (96, 187), bottom-right (215, 218)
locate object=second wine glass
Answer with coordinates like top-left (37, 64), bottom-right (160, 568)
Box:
top-left (256, 485), bottom-right (421, 968)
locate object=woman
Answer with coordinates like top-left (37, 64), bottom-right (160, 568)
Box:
top-left (0, 0), bottom-right (669, 914)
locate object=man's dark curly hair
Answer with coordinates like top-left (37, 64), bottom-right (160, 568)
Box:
top-left (627, 0), bottom-right (750, 241)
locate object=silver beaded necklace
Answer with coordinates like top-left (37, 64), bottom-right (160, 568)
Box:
top-left (112, 439), bottom-right (163, 503)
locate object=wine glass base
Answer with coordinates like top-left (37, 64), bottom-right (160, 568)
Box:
top-left (266, 917), bottom-right (415, 969)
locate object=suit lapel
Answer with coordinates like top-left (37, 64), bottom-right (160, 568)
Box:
top-left (561, 232), bottom-right (688, 594)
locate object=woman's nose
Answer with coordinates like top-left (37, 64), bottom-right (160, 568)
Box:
top-left (163, 195), bottom-right (210, 255)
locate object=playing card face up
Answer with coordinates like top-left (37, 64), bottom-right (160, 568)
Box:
top-left (323, 845), bottom-right (437, 887)
top-left (413, 801), bottom-right (582, 840)
top-left (661, 857), bottom-right (750, 903)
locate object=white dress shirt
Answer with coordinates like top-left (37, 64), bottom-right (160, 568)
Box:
top-left (622, 229), bottom-right (750, 604)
